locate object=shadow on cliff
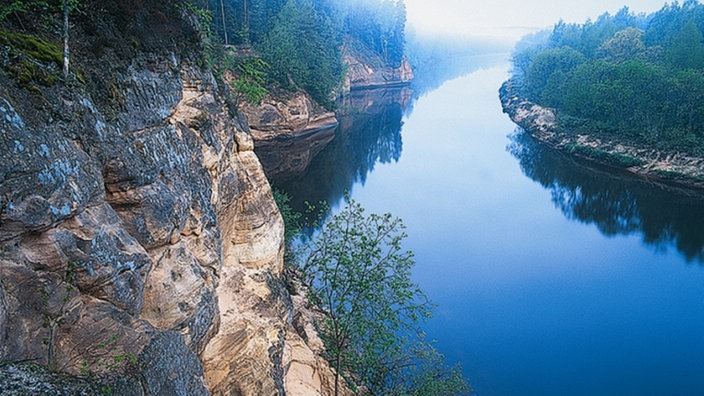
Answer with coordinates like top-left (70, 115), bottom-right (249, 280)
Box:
top-left (508, 129), bottom-right (704, 263)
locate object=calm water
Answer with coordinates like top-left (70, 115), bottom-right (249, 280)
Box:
top-left (266, 59), bottom-right (704, 395)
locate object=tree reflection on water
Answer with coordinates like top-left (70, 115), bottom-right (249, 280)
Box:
top-left (508, 129), bottom-right (704, 263)
top-left (267, 86), bottom-right (411, 222)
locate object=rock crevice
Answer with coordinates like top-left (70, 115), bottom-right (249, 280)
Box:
top-left (0, 3), bottom-right (340, 394)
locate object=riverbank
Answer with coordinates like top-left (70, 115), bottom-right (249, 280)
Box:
top-left (500, 80), bottom-right (704, 191)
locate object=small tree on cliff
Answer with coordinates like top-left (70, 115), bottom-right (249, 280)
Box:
top-left (297, 198), bottom-right (470, 395)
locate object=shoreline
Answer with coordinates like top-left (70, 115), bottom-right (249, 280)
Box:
top-left (499, 80), bottom-right (704, 193)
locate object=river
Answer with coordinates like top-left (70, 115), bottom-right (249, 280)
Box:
top-left (264, 57), bottom-right (704, 395)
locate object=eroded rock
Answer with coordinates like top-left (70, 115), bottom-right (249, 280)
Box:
top-left (0, 2), bottom-right (345, 394)
top-left (242, 90), bottom-right (338, 140)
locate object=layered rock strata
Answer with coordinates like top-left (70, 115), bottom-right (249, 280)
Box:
top-left (243, 90), bottom-right (338, 183)
top-left (342, 42), bottom-right (413, 91)
top-left (0, 2), bottom-right (341, 394)
top-left (242, 90), bottom-right (338, 141)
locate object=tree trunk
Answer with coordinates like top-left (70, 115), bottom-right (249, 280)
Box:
top-left (62, 0), bottom-right (69, 79)
top-left (220, 0), bottom-right (228, 45)
top-left (334, 353), bottom-right (341, 396)
top-left (243, 0), bottom-right (249, 44)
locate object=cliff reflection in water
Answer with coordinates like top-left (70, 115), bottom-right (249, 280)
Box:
top-left (509, 129), bottom-right (704, 263)
top-left (270, 86), bottom-right (412, 215)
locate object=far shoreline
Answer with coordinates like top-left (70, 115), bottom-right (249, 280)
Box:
top-left (499, 79), bottom-right (704, 193)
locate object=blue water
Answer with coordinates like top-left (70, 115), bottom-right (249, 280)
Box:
top-left (272, 60), bottom-right (704, 395)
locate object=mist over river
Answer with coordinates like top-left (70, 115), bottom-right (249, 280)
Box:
top-left (272, 56), bottom-right (704, 395)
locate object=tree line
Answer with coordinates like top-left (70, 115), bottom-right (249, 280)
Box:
top-left (0, 0), bottom-right (407, 108)
top-left (200, 0), bottom-right (407, 107)
top-left (512, 0), bottom-right (704, 155)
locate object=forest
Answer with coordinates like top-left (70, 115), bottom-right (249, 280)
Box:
top-left (199, 0), bottom-right (407, 107)
top-left (512, 0), bottom-right (704, 156)
top-left (0, 0), bottom-right (406, 108)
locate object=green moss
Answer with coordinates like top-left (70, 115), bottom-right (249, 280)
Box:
top-left (14, 58), bottom-right (35, 84)
top-left (0, 29), bottom-right (62, 67)
top-left (8, 57), bottom-right (58, 88)
top-left (0, 29), bottom-right (63, 88)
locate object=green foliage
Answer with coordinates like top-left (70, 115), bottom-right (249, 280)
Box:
top-left (596, 27), bottom-right (647, 63)
top-left (524, 46), bottom-right (586, 106)
top-left (514, 2), bottom-right (704, 156)
top-left (296, 198), bottom-right (470, 395)
top-left (230, 56), bottom-right (269, 105)
top-left (0, 29), bottom-right (62, 87)
top-left (272, 188), bottom-right (301, 247)
top-left (394, 341), bottom-right (472, 396)
top-left (258, 0), bottom-right (343, 108)
top-left (185, 0), bottom-right (407, 109)
top-left (343, 0), bottom-right (407, 67)
top-left (60, 0), bottom-right (80, 14)
top-left (185, 2), bottom-right (217, 69)
top-left (0, 0), bottom-right (49, 23)
top-left (666, 20), bottom-right (704, 69)
top-left (0, 29), bottom-right (62, 65)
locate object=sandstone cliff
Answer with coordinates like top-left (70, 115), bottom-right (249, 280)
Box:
top-left (0, 1), bottom-right (342, 394)
top-left (243, 89), bottom-right (337, 183)
top-left (500, 80), bottom-right (704, 190)
top-left (342, 41), bottom-right (413, 91)
top-left (243, 38), bottom-right (413, 184)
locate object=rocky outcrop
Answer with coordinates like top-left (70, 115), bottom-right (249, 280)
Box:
top-left (254, 127), bottom-right (336, 184)
top-left (0, 361), bottom-right (142, 395)
top-left (243, 38), bottom-right (414, 184)
top-left (500, 80), bottom-right (704, 189)
top-left (342, 41), bottom-right (413, 91)
top-left (243, 89), bottom-right (338, 184)
top-left (242, 90), bottom-right (338, 141)
top-left (0, 1), bottom-right (340, 394)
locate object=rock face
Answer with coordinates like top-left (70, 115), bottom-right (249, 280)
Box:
top-left (0, 1), bottom-right (340, 394)
top-left (342, 42), bottom-right (413, 91)
top-left (244, 90), bottom-right (338, 184)
top-left (243, 90), bottom-right (338, 141)
top-left (500, 80), bottom-right (704, 190)
top-left (254, 128), bottom-right (336, 184)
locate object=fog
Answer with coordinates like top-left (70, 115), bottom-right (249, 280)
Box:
top-left (405, 0), bottom-right (672, 42)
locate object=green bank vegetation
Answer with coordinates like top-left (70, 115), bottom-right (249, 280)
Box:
top-left (1, 0), bottom-right (82, 86)
top-left (192, 0), bottom-right (407, 108)
top-left (174, 0), bottom-right (404, 107)
top-left (512, 0), bottom-right (704, 156)
top-left (275, 192), bottom-right (471, 395)
top-left (1, 0), bottom-right (406, 108)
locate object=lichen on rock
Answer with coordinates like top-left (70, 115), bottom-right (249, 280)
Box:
top-left (0, 1), bottom-right (345, 394)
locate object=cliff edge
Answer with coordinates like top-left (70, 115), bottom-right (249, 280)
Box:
top-left (342, 38), bottom-right (413, 91)
top-left (0, 1), bottom-right (342, 394)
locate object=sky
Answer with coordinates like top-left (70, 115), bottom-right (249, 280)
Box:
top-left (405, 0), bottom-right (674, 42)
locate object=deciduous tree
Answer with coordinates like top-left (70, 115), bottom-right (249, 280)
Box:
top-left (296, 198), bottom-right (470, 395)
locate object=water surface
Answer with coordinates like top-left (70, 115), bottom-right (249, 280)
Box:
top-left (272, 60), bottom-right (704, 395)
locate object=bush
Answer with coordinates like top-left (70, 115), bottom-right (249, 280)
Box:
top-left (295, 198), bottom-right (470, 395)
